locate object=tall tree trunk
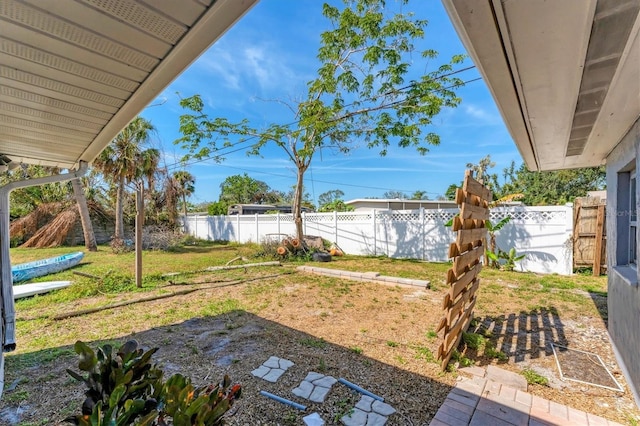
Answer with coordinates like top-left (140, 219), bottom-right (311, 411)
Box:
top-left (181, 193), bottom-right (188, 232)
top-left (293, 165), bottom-right (306, 240)
top-left (71, 178), bottom-right (97, 251)
top-left (115, 176), bottom-right (125, 239)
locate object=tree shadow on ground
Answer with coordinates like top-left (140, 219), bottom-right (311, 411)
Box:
top-left (0, 311), bottom-right (455, 425)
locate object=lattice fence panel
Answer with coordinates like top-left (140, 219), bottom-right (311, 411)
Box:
top-left (490, 209), bottom-right (566, 224)
top-left (335, 213), bottom-right (372, 222)
top-left (437, 170), bottom-right (492, 370)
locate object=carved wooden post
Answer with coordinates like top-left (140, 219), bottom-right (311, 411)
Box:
top-left (437, 170), bottom-right (492, 370)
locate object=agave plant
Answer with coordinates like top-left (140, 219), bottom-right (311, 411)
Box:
top-left (65, 340), bottom-right (240, 426)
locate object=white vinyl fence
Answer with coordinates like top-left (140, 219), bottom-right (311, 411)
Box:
top-left (183, 205), bottom-right (574, 275)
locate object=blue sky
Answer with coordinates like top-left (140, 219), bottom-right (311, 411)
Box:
top-left (140, 0), bottom-right (522, 206)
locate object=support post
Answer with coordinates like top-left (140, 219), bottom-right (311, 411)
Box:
top-left (135, 183), bottom-right (144, 288)
top-left (372, 209), bottom-right (377, 255)
top-left (334, 211), bottom-right (338, 243)
top-left (255, 213), bottom-right (259, 243)
top-left (593, 204), bottom-right (605, 276)
top-left (0, 161), bottom-right (88, 398)
top-left (420, 207), bottom-right (425, 260)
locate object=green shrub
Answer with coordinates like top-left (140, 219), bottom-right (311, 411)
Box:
top-left (65, 340), bottom-right (241, 425)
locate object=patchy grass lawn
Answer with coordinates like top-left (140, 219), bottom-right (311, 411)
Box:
top-left (1, 244), bottom-right (638, 425)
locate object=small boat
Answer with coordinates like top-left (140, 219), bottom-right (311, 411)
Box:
top-left (12, 252), bottom-right (84, 283)
top-left (13, 281), bottom-right (72, 299)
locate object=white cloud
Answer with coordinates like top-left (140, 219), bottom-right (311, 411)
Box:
top-left (195, 39), bottom-right (309, 96)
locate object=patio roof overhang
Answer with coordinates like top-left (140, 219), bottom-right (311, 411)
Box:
top-left (441, 0), bottom-right (640, 171)
top-left (0, 0), bottom-right (258, 170)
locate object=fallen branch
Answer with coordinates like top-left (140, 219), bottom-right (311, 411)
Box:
top-left (225, 256), bottom-right (250, 266)
top-left (53, 288), bottom-right (198, 320)
top-left (53, 272), bottom-right (292, 320)
top-left (73, 271), bottom-right (102, 280)
top-left (205, 261), bottom-right (281, 271)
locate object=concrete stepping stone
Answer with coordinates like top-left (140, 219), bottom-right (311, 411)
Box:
top-left (251, 356), bottom-right (294, 383)
top-left (303, 412), bottom-right (325, 426)
top-left (486, 365), bottom-right (527, 391)
top-left (293, 372), bottom-right (338, 403)
top-left (341, 395), bottom-right (396, 425)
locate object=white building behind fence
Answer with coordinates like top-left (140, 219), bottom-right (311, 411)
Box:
top-left (182, 206), bottom-right (574, 275)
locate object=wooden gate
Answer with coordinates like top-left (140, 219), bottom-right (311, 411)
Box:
top-left (573, 196), bottom-right (606, 275)
top-left (437, 170), bottom-right (492, 370)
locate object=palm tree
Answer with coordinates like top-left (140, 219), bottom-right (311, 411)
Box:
top-left (71, 177), bottom-right (97, 251)
top-left (172, 170), bottom-right (195, 220)
top-left (93, 117), bottom-right (158, 240)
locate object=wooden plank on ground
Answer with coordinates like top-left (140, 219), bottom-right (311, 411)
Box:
top-left (594, 204), bottom-right (605, 276)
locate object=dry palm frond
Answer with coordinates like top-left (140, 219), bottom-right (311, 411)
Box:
top-left (10, 202), bottom-right (65, 243)
top-left (490, 193), bottom-right (524, 207)
top-left (21, 206), bottom-right (79, 248)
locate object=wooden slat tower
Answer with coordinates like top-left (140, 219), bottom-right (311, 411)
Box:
top-left (437, 170), bottom-right (492, 370)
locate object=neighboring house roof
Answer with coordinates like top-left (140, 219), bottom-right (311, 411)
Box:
top-left (0, 0), bottom-right (258, 169)
top-left (441, 0), bottom-right (640, 171)
top-left (345, 199), bottom-right (459, 210)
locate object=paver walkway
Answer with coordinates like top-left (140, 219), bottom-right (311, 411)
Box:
top-left (429, 366), bottom-right (624, 426)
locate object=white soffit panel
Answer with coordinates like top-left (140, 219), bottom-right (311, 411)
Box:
top-left (496, 0), bottom-right (596, 170)
top-left (441, 0), bottom-right (538, 170)
top-left (0, 0), bottom-right (258, 169)
top-left (591, 16), bottom-right (640, 164)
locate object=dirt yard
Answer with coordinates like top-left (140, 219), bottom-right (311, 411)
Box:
top-left (0, 254), bottom-right (638, 425)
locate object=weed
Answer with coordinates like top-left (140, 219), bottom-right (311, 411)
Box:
top-left (318, 357), bottom-right (327, 373)
top-left (334, 397), bottom-right (354, 422)
top-left (485, 343), bottom-right (508, 361)
top-left (448, 349), bottom-right (473, 369)
top-left (4, 389), bottom-right (29, 403)
top-left (386, 341), bottom-right (399, 347)
top-left (522, 368), bottom-right (549, 386)
top-left (282, 410), bottom-right (298, 424)
top-left (426, 330), bottom-right (438, 340)
top-left (462, 332), bottom-right (485, 350)
top-left (299, 337), bottom-right (327, 348)
top-left (351, 346), bottom-right (363, 354)
top-left (413, 345), bottom-right (435, 362)
top-left (186, 343), bottom-right (199, 355)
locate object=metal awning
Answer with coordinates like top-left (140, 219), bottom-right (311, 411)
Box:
top-left (0, 0), bottom-right (258, 169)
